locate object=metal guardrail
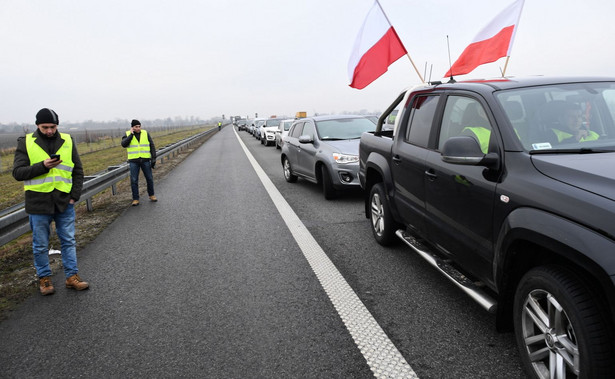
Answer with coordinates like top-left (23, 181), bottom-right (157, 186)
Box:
top-left (0, 128), bottom-right (216, 246)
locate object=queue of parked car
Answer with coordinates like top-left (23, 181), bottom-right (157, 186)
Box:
top-left (239, 114), bottom-right (377, 199)
top-left (237, 76), bottom-right (615, 379)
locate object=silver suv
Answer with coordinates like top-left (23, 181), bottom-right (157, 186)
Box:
top-left (280, 115), bottom-right (376, 199)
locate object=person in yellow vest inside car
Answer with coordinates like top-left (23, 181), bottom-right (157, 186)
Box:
top-left (121, 119), bottom-right (157, 206)
top-left (551, 102), bottom-right (599, 144)
top-left (460, 102), bottom-right (492, 154)
top-left (12, 108), bottom-right (89, 295)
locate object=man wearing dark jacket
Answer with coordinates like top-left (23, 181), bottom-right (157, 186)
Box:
top-left (12, 108), bottom-right (89, 295)
top-left (121, 119), bottom-right (157, 206)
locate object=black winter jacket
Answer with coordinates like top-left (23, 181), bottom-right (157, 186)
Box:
top-left (12, 129), bottom-right (84, 215)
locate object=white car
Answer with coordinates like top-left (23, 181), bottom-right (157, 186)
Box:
top-left (275, 119), bottom-right (294, 149)
top-left (260, 118), bottom-right (281, 146)
top-left (251, 118), bottom-right (266, 138)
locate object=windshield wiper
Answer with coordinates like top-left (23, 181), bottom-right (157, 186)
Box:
top-left (530, 147), bottom-right (615, 154)
top-left (320, 137), bottom-right (347, 141)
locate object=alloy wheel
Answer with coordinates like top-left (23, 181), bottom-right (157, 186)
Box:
top-left (520, 289), bottom-right (580, 378)
top-left (370, 192), bottom-right (385, 236)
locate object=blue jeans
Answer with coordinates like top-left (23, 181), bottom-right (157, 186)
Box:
top-left (129, 160), bottom-right (155, 200)
top-left (29, 204), bottom-right (78, 278)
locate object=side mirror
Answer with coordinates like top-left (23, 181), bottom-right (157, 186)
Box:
top-left (298, 135), bottom-right (313, 144)
top-left (441, 136), bottom-right (498, 168)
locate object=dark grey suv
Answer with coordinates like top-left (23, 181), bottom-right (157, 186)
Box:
top-left (281, 115), bottom-right (376, 199)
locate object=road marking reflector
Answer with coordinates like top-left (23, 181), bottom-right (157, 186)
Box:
top-left (234, 129), bottom-right (418, 378)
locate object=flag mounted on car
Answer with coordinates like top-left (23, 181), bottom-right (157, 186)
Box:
top-left (445, 0), bottom-right (525, 78)
top-left (348, 1), bottom-right (408, 89)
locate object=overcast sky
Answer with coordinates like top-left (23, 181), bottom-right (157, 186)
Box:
top-left (2, 0), bottom-right (614, 125)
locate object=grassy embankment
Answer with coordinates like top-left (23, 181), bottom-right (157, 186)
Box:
top-left (0, 125), bottom-right (215, 320)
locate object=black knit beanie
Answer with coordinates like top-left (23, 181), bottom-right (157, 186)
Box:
top-left (36, 108), bottom-right (59, 125)
top-left (131, 119), bottom-right (141, 127)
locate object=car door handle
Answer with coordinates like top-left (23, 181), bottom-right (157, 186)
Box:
top-left (425, 169), bottom-right (437, 180)
top-left (392, 155), bottom-right (402, 164)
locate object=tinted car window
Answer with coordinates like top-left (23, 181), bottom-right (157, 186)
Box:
top-left (302, 122), bottom-right (316, 140)
top-left (405, 95), bottom-right (439, 148)
top-left (439, 96), bottom-right (492, 152)
top-left (290, 122), bottom-right (304, 138)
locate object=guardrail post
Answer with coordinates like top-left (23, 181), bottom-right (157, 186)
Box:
top-left (86, 198), bottom-right (93, 212)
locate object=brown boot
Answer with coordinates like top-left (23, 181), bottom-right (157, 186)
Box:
top-left (39, 277), bottom-right (55, 296)
top-left (65, 274), bottom-right (89, 291)
top-left (131, 200), bottom-right (140, 206)
top-left (149, 195), bottom-right (157, 202)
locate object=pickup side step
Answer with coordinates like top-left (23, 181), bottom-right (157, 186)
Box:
top-left (396, 230), bottom-right (497, 313)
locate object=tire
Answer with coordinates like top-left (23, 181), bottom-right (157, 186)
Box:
top-left (513, 265), bottom-right (615, 379)
top-left (321, 166), bottom-right (336, 200)
top-left (261, 137), bottom-right (264, 145)
top-left (283, 157), bottom-right (297, 183)
top-left (369, 183), bottom-right (398, 246)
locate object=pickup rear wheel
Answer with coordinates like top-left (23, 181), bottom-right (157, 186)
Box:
top-left (283, 157), bottom-right (297, 183)
top-left (513, 265), bottom-right (615, 379)
top-left (369, 183), bottom-right (397, 246)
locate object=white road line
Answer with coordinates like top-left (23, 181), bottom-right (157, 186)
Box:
top-left (233, 129), bottom-right (418, 379)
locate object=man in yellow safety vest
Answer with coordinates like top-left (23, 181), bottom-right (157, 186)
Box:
top-left (12, 108), bottom-right (89, 295)
top-left (121, 119), bottom-right (157, 206)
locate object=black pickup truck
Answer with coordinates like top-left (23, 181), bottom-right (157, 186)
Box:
top-left (359, 77), bottom-right (615, 378)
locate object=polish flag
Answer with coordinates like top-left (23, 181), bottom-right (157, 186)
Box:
top-left (445, 0), bottom-right (525, 77)
top-left (348, 1), bottom-right (407, 89)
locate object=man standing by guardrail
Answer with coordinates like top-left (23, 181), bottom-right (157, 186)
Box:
top-left (12, 108), bottom-right (89, 295)
top-left (121, 119), bottom-right (157, 206)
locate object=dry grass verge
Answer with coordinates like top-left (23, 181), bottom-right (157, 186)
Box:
top-left (0, 131), bottom-right (215, 321)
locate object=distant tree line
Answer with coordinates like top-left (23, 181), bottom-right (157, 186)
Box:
top-left (0, 116), bottom-right (215, 134)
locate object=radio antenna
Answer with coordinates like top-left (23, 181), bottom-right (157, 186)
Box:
top-left (446, 35), bottom-right (455, 83)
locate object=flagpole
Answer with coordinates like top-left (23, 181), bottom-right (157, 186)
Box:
top-left (502, 56), bottom-right (510, 77)
top-left (374, 0), bottom-right (425, 83)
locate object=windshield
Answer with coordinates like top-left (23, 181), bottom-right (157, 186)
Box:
top-left (282, 120), bottom-right (293, 130)
top-left (265, 119), bottom-right (281, 127)
top-left (496, 82), bottom-right (615, 152)
top-left (315, 117), bottom-right (376, 140)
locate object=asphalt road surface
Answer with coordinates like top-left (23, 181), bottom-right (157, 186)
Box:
top-left (0, 125), bottom-right (527, 378)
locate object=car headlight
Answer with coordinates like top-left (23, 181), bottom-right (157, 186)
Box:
top-left (332, 153), bottom-right (359, 164)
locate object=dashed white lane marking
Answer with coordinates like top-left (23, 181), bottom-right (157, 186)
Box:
top-left (234, 129), bottom-right (418, 378)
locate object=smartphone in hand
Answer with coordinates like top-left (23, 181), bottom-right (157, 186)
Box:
top-left (50, 154), bottom-right (60, 160)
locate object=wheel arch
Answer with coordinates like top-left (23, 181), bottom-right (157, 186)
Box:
top-left (493, 207), bottom-right (615, 332)
top-left (362, 154), bottom-right (395, 219)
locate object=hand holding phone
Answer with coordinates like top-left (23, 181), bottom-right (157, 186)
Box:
top-left (44, 154), bottom-right (61, 169)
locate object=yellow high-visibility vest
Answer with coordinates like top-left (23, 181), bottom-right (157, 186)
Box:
top-left (551, 128), bottom-right (599, 143)
top-left (462, 126), bottom-right (491, 154)
top-left (24, 133), bottom-right (74, 193)
top-left (126, 130), bottom-right (151, 159)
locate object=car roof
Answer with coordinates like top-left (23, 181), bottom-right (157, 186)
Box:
top-left (300, 114), bottom-right (372, 122)
top-left (419, 76), bottom-right (615, 93)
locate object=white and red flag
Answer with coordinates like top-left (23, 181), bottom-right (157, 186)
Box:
top-left (445, 0), bottom-right (525, 77)
top-left (348, 1), bottom-right (407, 89)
